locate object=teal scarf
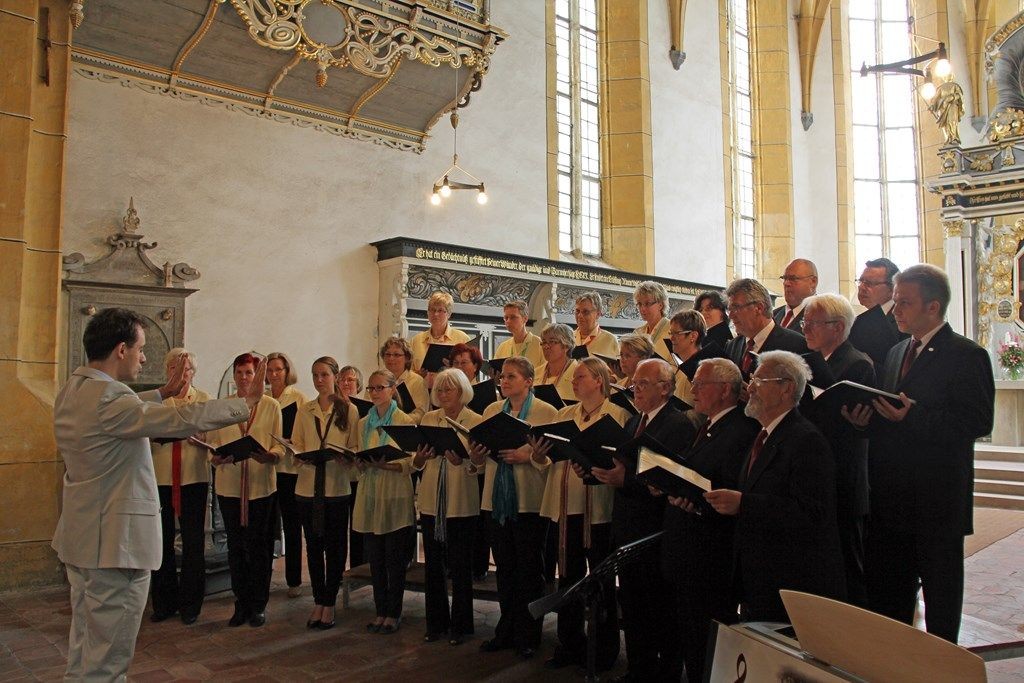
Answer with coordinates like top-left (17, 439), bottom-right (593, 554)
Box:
top-left (493, 391), bottom-right (532, 525)
top-left (361, 399), bottom-right (398, 512)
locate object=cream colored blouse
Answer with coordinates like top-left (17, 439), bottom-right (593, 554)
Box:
top-left (574, 327), bottom-right (620, 359)
top-left (396, 369), bottom-right (430, 423)
top-left (209, 394), bottom-right (284, 501)
top-left (351, 408), bottom-right (416, 534)
top-left (151, 386), bottom-right (213, 486)
top-left (410, 325), bottom-right (471, 373)
top-left (539, 399), bottom-right (629, 524)
top-left (494, 332), bottom-right (545, 368)
top-left (635, 317), bottom-right (673, 363)
top-left (291, 398), bottom-right (360, 499)
top-left (272, 384), bottom-right (308, 474)
top-left (478, 397), bottom-right (559, 514)
top-left (414, 408), bottom-right (483, 518)
top-left (535, 358), bottom-right (578, 403)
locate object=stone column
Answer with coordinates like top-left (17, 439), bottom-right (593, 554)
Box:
top-left (0, 0), bottom-right (71, 588)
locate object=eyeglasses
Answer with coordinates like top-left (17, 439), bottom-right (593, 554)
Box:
top-left (749, 377), bottom-right (792, 388)
top-left (669, 329), bottom-right (696, 337)
top-left (800, 319), bottom-right (840, 330)
top-left (856, 278), bottom-right (890, 287)
top-left (540, 339), bottom-right (562, 347)
top-left (498, 374), bottom-right (523, 382)
top-left (628, 380), bottom-right (671, 391)
top-left (691, 380), bottom-right (728, 391)
top-left (382, 352), bottom-right (405, 359)
top-left (726, 301), bottom-right (757, 313)
top-left (366, 384), bottom-right (393, 392)
top-left (779, 275), bottom-right (814, 283)
top-left (636, 299), bottom-right (660, 309)
top-left (574, 308), bottom-right (598, 316)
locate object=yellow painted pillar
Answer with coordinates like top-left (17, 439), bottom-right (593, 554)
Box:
top-left (911, 0), bottom-right (949, 267)
top-left (831, 0), bottom-right (856, 298)
top-left (750, 0), bottom-right (795, 283)
top-left (600, 0), bottom-right (655, 273)
top-left (0, 0), bottom-right (71, 588)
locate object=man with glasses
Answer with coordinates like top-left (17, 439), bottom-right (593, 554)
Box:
top-left (723, 278), bottom-right (807, 382)
top-left (848, 257), bottom-right (908, 369)
top-left (591, 359), bottom-right (694, 682)
top-left (844, 264), bottom-right (994, 643)
top-left (800, 294), bottom-right (875, 607)
top-left (693, 290), bottom-right (734, 348)
top-left (773, 259), bottom-right (818, 332)
top-left (661, 358), bottom-right (759, 683)
top-left (705, 350), bottom-right (845, 622)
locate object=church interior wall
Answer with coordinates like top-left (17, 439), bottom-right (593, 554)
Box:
top-left (790, 11), bottom-right (841, 292)
top-left (61, 0), bottom-right (550, 397)
top-left (648, 0), bottom-right (728, 285)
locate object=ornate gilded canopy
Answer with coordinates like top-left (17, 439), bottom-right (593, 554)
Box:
top-left (69, 0), bottom-right (507, 152)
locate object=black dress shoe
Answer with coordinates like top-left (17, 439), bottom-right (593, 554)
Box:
top-left (180, 614), bottom-right (198, 626)
top-left (249, 612), bottom-right (266, 627)
top-left (379, 619), bottom-right (401, 635)
top-left (316, 620), bottom-right (335, 630)
top-left (149, 610), bottom-right (175, 623)
top-left (228, 609), bottom-right (249, 627)
top-left (517, 647), bottom-right (536, 660)
top-left (306, 619), bottom-right (322, 629)
top-left (366, 621), bottom-right (383, 633)
top-left (423, 632), bottom-right (442, 643)
top-left (544, 648), bottom-right (580, 670)
top-left (479, 638), bottom-right (510, 653)
top-left (448, 634), bottom-right (465, 646)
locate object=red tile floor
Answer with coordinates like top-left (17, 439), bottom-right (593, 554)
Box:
top-left (2, 510), bottom-right (1023, 681)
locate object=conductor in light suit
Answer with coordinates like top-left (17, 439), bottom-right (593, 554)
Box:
top-left (52, 308), bottom-right (264, 682)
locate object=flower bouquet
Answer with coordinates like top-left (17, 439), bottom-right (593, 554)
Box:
top-left (998, 332), bottom-right (1024, 381)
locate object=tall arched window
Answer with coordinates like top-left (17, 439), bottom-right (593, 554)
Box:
top-left (729, 0), bottom-right (756, 278)
top-left (848, 0), bottom-right (922, 269)
top-left (555, 0), bottom-right (602, 256)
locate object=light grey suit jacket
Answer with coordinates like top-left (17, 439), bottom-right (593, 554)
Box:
top-left (52, 367), bottom-right (250, 571)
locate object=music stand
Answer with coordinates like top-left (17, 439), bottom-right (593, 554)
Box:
top-left (528, 531), bottom-right (664, 682)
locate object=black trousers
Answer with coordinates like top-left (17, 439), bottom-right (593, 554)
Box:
top-left (864, 523), bottom-right (965, 643)
top-left (348, 480), bottom-right (365, 568)
top-left (556, 517), bottom-right (619, 670)
top-left (152, 483), bottom-right (208, 619)
top-left (490, 511), bottom-right (547, 650)
top-left (543, 523), bottom-right (558, 583)
top-left (365, 526), bottom-right (415, 619)
top-left (219, 495), bottom-right (275, 615)
top-left (472, 477), bottom-right (491, 577)
top-left (665, 577), bottom-right (738, 683)
top-left (274, 472), bottom-right (303, 588)
top-left (421, 515), bottom-right (475, 636)
top-left (838, 512), bottom-right (868, 608)
top-left (618, 542), bottom-right (673, 679)
top-left (296, 496), bottom-right (349, 607)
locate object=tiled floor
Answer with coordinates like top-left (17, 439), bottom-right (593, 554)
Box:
top-left (3, 514), bottom-right (1024, 681)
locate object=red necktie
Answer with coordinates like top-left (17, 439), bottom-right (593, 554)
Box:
top-left (171, 440), bottom-right (183, 517)
top-left (899, 338), bottom-right (922, 380)
top-left (741, 339), bottom-right (756, 376)
top-left (780, 309), bottom-right (794, 329)
top-left (635, 413), bottom-right (649, 437)
top-left (746, 429), bottom-right (768, 476)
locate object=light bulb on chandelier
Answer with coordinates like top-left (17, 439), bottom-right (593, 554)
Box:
top-left (933, 58), bottom-right (952, 79)
top-left (430, 192), bottom-right (442, 205)
top-left (477, 187), bottom-right (488, 205)
top-left (439, 177), bottom-right (452, 198)
top-left (919, 81), bottom-right (937, 101)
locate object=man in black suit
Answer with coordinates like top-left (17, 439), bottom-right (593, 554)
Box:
top-left (591, 358), bottom-right (695, 682)
top-left (723, 278), bottom-right (807, 381)
top-left (706, 350), bottom-right (845, 622)
top-left (848, 257), bottom-right (908, 369)
top-left (660, 358), bottom-right (760, 683)
top-left (694, 290), bottom-right (733, 349)
top-left (772, 259), bottom-right (818, 332)
top-left (844, 264), bottom-right (995, 643)
top-left (801, 293), bottom-right (875, 607)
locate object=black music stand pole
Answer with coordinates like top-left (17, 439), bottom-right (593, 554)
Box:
top-left (529, 530), bottom-right (664, 682)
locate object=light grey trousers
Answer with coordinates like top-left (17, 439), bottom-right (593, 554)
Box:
top-left (64, 564), bottom-right (150, 683)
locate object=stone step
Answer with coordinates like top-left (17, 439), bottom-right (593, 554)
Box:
top-left (975, 460), bottom-right (1024, 482)
top-left (974, 444), bottom-right (1024, 463)
top-left (973, 492), bottom-right (1024, 511)
top-left (975, 478), bottom-right (1024, 496)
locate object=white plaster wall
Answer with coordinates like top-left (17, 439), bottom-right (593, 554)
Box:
top-left (790, 9), bottom-right (840, 293)
top-left (648, 0), bottom-right (728, 286)
top-left (62, 1), bottom-right (548, 396)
